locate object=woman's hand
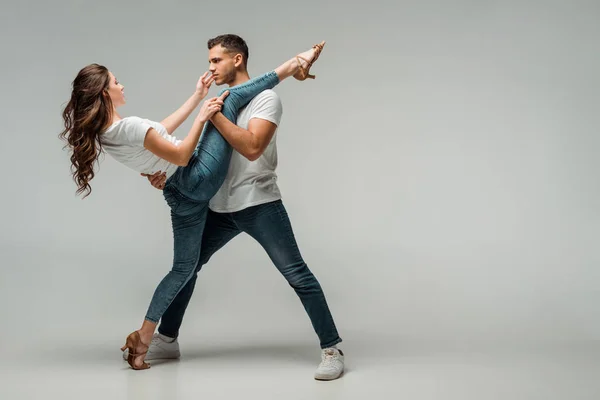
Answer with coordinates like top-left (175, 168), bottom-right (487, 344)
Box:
top-left (195, 71), bottom-right (215, 98)
top-left (198, 91), bottom-right (229, 122)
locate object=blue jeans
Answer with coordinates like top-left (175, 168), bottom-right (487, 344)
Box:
top-left (144, 71), bottom-right (280, 323)
top-left (157, 200), bottom-right (342, 349)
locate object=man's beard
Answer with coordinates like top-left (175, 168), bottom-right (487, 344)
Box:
top-left (222, 69), bottom-right (236, 85)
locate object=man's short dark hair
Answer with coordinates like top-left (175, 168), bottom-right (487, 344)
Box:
top-left (207, 34), bottom-right (249, 67)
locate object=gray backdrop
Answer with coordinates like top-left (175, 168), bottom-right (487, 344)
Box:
top-left (0, 0), bottom-right (598, 397)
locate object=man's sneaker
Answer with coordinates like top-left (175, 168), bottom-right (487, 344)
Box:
top-left (314, 347), bottom-right (344, 380)
top-left (122, 333), bottom-right (180, 361)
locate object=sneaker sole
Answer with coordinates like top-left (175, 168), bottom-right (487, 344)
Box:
top-left (314, 369), bottom-right (344, 381)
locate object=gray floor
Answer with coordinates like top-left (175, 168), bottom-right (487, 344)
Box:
top-left (2, 334), bottom-right (599, 400)
top-left (2, 249), bottom-right (597, 399)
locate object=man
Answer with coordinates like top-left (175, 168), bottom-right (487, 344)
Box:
top-left (129, 34), bottom-right (344, 381)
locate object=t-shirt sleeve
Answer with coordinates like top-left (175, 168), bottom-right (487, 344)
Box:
top-left (123, 117), bottom-right (153, 146)
top-left (249, 91), bottom-right (283, 126)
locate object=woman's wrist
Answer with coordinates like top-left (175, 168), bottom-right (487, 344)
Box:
top-left (196, 114), bottom-right (207, 124)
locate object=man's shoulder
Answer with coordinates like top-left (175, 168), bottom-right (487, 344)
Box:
top-left (244, 89), bottom-right (282, 116)
top-left (251, 89), bottom-right (280, 103)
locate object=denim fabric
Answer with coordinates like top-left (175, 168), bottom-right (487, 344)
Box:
top-left (144, 71), bottom-right (280, 323)
top-left (158, 200), bottom-right (342, 349)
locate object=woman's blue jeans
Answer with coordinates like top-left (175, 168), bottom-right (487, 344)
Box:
top-left (144, 71), bottom-right (280, 323)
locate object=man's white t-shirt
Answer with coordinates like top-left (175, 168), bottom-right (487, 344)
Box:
top-left (101, 117), bottom-right (181, 178)
top-left (209, 89), bottom-right (283, 213)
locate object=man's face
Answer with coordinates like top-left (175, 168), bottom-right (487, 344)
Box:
top-left (208, 44), bottom-right (238, 86)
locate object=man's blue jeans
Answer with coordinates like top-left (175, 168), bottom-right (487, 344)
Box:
top-left (158, 200), bottom-right (343, 349)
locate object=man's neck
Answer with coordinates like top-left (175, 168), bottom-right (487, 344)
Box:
top-left (228, 70), bottom-right (250, 87)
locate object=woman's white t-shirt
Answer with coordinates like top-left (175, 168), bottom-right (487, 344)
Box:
top-left (101, 116), bottom-right (181, 178)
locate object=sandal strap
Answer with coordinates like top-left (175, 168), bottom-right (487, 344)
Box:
top-left (296, 55), bottom-right (310, 77)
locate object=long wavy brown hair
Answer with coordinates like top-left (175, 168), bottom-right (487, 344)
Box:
top-left (59, 64), bottom-right (114, 198)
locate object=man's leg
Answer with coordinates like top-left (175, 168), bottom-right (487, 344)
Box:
top-left (158, 209), bottom-right (241, 339)
top-left (234, 200), bottom-right (342, 349)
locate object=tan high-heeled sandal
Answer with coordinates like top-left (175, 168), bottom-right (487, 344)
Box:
top-left (294, 41), bottom-right (326, 81)
top-left (121, 331), bottom-right (151, 370)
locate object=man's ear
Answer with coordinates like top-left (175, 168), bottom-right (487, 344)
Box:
top-left (233, 53), bottom-right (244, 68)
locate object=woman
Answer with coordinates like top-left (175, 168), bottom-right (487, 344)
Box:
top-left (60, 41), bottom-right (325, 370)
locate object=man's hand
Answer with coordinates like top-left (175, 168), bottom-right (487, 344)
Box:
top-left (142, 171), bottom-right (167, 190)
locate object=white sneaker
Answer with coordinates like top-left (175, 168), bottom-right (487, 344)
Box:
top-left (314, 347), bottom-right (344, 380)
top-left (122, 333), bottom-right (180, 361)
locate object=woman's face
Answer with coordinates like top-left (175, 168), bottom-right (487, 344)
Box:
top-left (106, 71), bottom-right (125, 107)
